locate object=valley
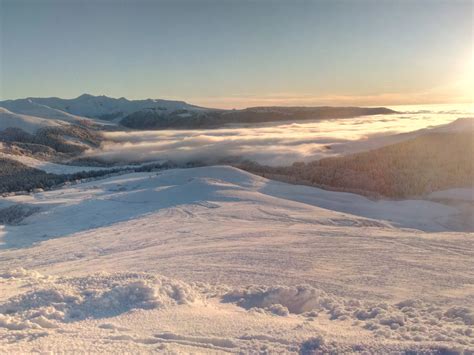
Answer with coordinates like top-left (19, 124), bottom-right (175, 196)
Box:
top-left (0, 96), bottom-right (472, 353)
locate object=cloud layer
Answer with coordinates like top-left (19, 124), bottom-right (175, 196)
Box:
top-left (85, 104), bottom-right (471, 166)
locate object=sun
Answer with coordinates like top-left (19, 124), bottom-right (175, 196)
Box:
top-left (448, 51), bottom-right (474, 104)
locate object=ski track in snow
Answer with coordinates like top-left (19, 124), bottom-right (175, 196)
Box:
top-left (0, 166), bottom-right (472, 353)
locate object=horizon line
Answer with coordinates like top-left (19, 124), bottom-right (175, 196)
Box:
top-left (0, 93), bottom-right (471, 110)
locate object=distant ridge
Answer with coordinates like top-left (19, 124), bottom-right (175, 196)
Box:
top-left (0, 94), bottom-right (207, 122)
top-left (1, 94), bottom-right (398, 129)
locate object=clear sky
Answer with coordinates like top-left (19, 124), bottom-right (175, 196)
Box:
top-left (1, 0), bottom-right (472, 108)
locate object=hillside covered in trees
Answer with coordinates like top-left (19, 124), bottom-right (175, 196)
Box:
top-left (120, 106), bottom-right (397, 129)
top-left (0, 125), bottom-right (102, 156)
top-left (239, 132), bottom-right (474, 199)
top-left (0, 158), bottom-right (64, 193)
top-left (0, 156), bottom-right (176, 194)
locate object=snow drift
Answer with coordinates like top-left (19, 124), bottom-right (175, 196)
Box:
top-left (0, 271), bottom-right (198, 330)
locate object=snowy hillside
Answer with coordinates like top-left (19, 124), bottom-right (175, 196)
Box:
top-left (0, 166), bottom-right (472, 353)
top-left (0, 151), bottom-right (109, 175)
top-left (0, 94), bottom-right (207, 122)
top-left (0, 107), bottom-right (63, 134)
top-left (1, 94), bottom-right (401, 130)
top-left (0, 99), bottom-right (112, 127)
top-left (329, 117), bottom-right (474, 155)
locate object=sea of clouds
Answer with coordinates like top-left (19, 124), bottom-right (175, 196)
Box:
top-left (85, 104), bottom-right (472, 166)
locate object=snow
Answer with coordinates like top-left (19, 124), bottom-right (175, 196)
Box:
top-left (223, 284), bottom-right (327, 314)
top-left (0, 99), bottom-right (114, 127)
top-left (329, 117), bottom-right (474, 156)
top-left (0, 273), bottom-right (196, 325)
top-left (1, 94), bottom-right (206, 121)
top-left (428, 188), bottom-right (474, 202)
top-left (0, 166), bottom-right (466, 249)
top-left (258, 177), bottom-right (466, 232)
top-left (0, 107), bottom-right (62, 134)
top-left (0, 151), bottom-right (109, 175)
top-left (0, 166), bottom-right (472, 352)
top-left (0, 150), bottom-right (166, 175)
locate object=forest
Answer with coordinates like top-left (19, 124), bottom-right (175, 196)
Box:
top-left (239, 132), bottom-right (474, 198)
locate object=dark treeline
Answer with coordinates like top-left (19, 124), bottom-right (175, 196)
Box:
top-left (0, 158), bottom-right (64, 193)
top-left (120, 107), bottom-right (397, 130)
top-left (0, 158), bottom-right (177, 194)
top-left (238, 132), bottom-right (474, 199)
top-left (0, 125), bottom-right (102, 155)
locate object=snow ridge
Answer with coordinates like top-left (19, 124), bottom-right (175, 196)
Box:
top-left (1, 269), bottom-right (472, 353)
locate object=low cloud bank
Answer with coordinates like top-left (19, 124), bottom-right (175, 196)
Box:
top-left (84, 109), bottom-right (465, 166)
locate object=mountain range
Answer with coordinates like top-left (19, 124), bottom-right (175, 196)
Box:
top-left (0, 94), bottom-right (397, 130)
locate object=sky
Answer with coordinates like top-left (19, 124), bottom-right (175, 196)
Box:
top-left (0, 0), bottom-right (472, 108)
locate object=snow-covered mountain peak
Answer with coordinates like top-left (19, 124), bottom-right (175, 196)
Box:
top-left (0, 107), bottom-right (63, 134)
top-left (1, 94), bottom-right (207, 122)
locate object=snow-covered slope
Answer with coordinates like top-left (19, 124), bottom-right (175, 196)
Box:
top-left (0, 166), bottom-right (464, 249)
top-left (1, 94), bottom-right (207, 121)
top-left (0, 151), bottom-right (108, 175)
top-left (330, 117), bottom-right (474, 155)
top-left (0, 167), bottom-right (472, 353)
top-left (0, 98), bottom-right (121, 128)
top-left (432, 116), bottom-right (474, 132)
top-left (0, 99), bottom-right (98, 125)
top-left (428, 187), bottom-right (474, 202)
top-left (0, 107), bottom-right (63, 134)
